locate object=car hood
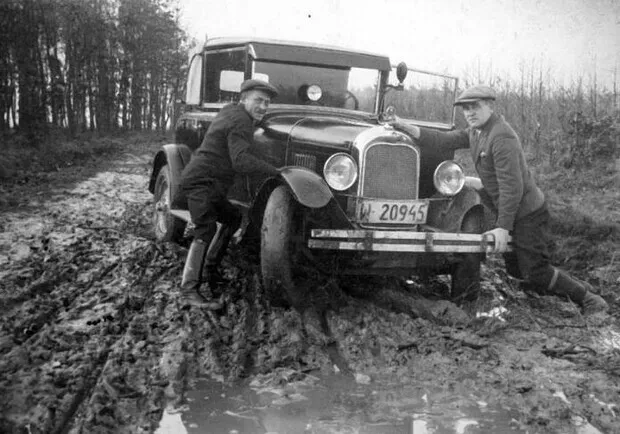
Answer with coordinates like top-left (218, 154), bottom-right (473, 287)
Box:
top-left (261, 110), bottom-right (376, 151)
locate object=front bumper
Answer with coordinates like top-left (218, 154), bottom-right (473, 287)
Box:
top-left (309, 229), bottom-right (511, 253)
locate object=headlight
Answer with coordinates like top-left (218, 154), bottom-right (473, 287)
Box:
top-left (324, 153), bottom-right (358, 191)
top-left (434, 160), bottom-right (465, 196)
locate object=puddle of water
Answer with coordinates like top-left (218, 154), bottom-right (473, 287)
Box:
top-left (157, 371), bottom-right (526, 434)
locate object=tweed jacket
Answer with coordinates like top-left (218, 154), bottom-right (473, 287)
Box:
top-left (418, 113), bottom-right (545, 231)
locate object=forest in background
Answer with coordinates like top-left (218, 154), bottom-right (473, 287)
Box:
top-left (0, 0), bottom-right (617, 174)
top-left (0, 0), bottom-right (187, 136)
top-left (461, 63), bottom-right (619, 169)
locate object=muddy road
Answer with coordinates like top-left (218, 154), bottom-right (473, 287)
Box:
top-left (1, 138), bottom-right (619, 434)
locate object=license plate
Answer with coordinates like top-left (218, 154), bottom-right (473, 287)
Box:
top-left (356, 199), bottom-right (429, 224)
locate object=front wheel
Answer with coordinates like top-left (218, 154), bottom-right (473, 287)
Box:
top-left (153, 165), bottom-right (186, 242)
top-left (451, 208), bottom-right (485, 304)
top-left (261, 186), bottom-right (307, 307)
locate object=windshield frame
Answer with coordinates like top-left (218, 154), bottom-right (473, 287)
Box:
top-left (251, 59), bottom-right (382, 114)
top-left (196, 41), bottom-right (458, 127)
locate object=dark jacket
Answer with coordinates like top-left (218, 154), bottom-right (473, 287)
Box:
top-left (181, 103), bottom-right (278, 188)
top-left (418, 113), bottom-right (545, 230)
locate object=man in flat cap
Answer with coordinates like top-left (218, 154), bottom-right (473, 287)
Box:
top-left (391, 84), bottom-right (608, 314)
top-left (177, 78), bottom-right (281, 307)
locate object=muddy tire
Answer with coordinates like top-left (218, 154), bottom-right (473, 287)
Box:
top-left (261, 185), bottom-right (306, 307)
top-left (451, 208), bottom-right (484, 303)
top-left (153, 165), bottom-right (186, 243)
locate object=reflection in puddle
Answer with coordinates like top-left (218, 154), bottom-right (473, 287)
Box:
top-left (156, 410), bottom-right (188, 434)
top-left (156, 369), bottom-right (526, 433)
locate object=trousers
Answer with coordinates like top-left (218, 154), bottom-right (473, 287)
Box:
top-left (502, 203), bottom-right (556, 291)
top-left (180, 177), bottom-right (242, 243)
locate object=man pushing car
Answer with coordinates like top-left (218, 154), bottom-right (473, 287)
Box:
top-left (176, 79), bottom-right (281, 307)
top-left (390, 85), bottom-right (608, 315)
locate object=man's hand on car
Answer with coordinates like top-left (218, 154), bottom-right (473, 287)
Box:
top-left (483, 227), bottom-right (510, 253)
top-left (388, 116), bottom-right (421, 139)
top-left (464, 176), bottom-right (483, 190)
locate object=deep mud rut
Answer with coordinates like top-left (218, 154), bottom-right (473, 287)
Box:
top-left (1, 139), bottom-right (619, 434)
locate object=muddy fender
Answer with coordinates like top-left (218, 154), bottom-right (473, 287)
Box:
top-left (426, 186), bottom-right (485, 233)
top-left (279, 166), bottom-right (333, 208)
top-left (148, 144), bottom-right (193, 195)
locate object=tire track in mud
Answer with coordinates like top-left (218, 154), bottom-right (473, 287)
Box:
top-left (1, 232), bottom-right (183, 433)
top-left (66, 243), bottom-right (180, 434)
top-left (2, 142), bottom-right (620, 434)
top-left (171, 265), bottom-right (343, 394)
top-left (172, 265), bottom-right (620, 433)
top-left (0, 146), bottom-right (458, 433)
top-left (0, 145), bottom-right (188, 433)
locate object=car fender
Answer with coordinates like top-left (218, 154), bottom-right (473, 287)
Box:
top-left (248, 167), bottom-right (334, 233)
top-left (148, 144), bottom-right (193, 194)
top-left (279, 166), bottom-right (333, 208)
top-left (426, 186), bottom-right (486, 233)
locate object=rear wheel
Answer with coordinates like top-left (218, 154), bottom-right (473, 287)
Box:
top-left (261, 186), bottom-right (307, 307)
top-left (451, 208), bottom-right (484, 304)
top-left (153, 165), bottom-right (186, 242)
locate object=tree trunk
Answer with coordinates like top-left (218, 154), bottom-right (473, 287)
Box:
top-left (88, 70), bottom-right (96, 131)
top-left (97, 50), bottom-right (111, 131)
top-left (118, 60), bottom-right (130, 129)
top-left (15, 0), bottom-right (46, 134)
top-left (131, 68), bottom-right (142, 130)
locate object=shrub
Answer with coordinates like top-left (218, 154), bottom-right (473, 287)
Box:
top-left (558, 113), bottom-right (620, 168)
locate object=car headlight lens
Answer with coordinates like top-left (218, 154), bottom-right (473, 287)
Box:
top-left (324, 153), bottom-right (358, 191)
top-left (434, 160), bottom-right (465, 196)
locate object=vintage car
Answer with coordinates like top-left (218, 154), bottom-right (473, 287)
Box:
top-left (149, 37), bottom-right (496, 305)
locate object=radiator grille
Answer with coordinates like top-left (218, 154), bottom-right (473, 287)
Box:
top-left (361, 143), bottom-right (419, 199)
top-left (293, 153), bottom-right (317, 171)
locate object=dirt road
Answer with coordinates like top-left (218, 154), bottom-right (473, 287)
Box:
top-left (1, 139), bottom-right (619, 434)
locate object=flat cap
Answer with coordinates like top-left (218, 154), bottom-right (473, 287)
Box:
top-left (454, 85), bottom-right (496, 105)
top-left (240, 79), bottom-right (279, 98)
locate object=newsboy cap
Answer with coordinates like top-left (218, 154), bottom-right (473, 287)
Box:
top-left (454, 85), bottom-right (496, 106)
top-left (240, 79), bottom-right (279, 98)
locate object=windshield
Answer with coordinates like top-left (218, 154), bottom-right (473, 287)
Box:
top-left (253, 61), bottom-right (380, 113)
top-left (385, 68), bottom-right (457, 125)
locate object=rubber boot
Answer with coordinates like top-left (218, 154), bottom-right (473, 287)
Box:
top-left (205, 223), bottom-right (236, 289)
top-left (180, 239), bottom-right (209, 308)
top-left (549, 268), bottom-right (608, 315)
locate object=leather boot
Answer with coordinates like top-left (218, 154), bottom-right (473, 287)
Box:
top-left (549, 268), bottom-right (608, 315)
top-left (205, 223), bottom-right (236, 288)
top-left (180, 239), bottom-right (209, 307)
top-left (581, 291), bottom-right (609, 315)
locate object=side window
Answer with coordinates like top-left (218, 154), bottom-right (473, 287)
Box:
top-left (204, 49), bottom-right (246, 103)
top-left (185, 54), bottom-right (203, 105)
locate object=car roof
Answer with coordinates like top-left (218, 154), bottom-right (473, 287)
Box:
top-left (203, 37), bottom-right (392, 71)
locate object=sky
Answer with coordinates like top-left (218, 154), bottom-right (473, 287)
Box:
top-left (179, 0), bottom-right (620, 89)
